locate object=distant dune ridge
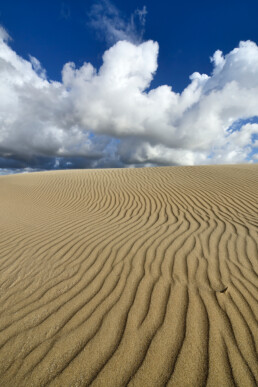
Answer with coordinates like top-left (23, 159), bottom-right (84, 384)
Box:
top-left (0, 165), bottom-right (257, 386)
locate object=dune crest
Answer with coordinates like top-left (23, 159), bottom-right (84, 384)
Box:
top-left (0, 165), bottom-right (257, 386)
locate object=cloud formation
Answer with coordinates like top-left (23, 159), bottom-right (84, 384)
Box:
top-left (0, 25), bottom-right (257, 173)
top-left (88, 0), bottom-right (147, 45)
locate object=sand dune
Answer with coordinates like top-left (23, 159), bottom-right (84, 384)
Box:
top-left (0, 165), bottom-right (257, 386)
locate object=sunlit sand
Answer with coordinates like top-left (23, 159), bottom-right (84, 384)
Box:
top-left (0, 165), bottom-right (257, 386)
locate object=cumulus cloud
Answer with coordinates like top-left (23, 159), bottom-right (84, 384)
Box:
top-left (0, 24), bottom-right (257, 173)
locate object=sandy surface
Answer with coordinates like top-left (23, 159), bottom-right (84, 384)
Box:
top-left (0, 165), bottom-right (257, 386)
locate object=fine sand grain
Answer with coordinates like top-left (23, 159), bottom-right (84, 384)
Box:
top-left (0, 165), bottom-right (257, 386)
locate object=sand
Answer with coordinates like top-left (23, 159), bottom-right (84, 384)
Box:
top-left (0, 165), bottom-right (257, 386)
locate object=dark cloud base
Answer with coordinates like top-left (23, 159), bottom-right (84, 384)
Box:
top-left (0, 155), bottom-right (127, 175)
top-left (0, 154), bottom-right (175, 175)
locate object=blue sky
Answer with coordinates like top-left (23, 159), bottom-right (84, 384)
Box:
top-left (0, 0), bottom-right (258, 173)
top-left (1, 0), bottom-right (258, 91)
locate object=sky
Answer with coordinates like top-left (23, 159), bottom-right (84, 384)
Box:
top-left (0, 0), bottom-right (258, 174)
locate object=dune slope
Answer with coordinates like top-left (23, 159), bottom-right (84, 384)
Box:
top-left (0, 165), bottom-right (257, 386)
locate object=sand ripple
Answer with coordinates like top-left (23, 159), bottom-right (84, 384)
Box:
top-left (0, 165), bottom-right (257, 386)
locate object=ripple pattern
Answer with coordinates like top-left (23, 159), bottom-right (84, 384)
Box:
top-left (0, 165), bottom-right (257, 386)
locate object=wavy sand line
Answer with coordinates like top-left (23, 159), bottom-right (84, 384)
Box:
top-left (0, 165), bottom-right (257, 386)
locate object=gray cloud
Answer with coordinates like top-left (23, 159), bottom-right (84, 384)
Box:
top-left (0, 25), bottom-right (257, 174)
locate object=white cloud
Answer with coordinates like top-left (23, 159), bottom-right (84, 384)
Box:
top-left (29, 55), bottom-right (47, 80)
top-left (0, 25), bottom-right (257, 172)
top-left (0, 26), bottom-right (10, 42)
top-left (88, 0), bottom-right (147, 45)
